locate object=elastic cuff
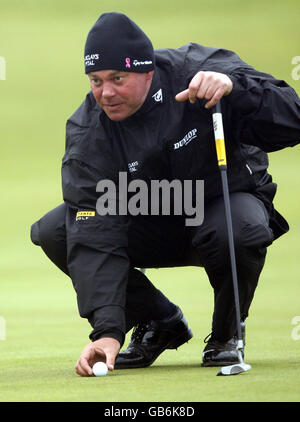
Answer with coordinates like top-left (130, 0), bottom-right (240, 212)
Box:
top-left (89, 328), bottom-right (125, 347)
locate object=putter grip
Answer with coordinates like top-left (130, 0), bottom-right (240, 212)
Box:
top-left (212, 102), bottom-right (227, 168)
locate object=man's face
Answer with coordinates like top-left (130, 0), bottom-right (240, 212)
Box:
top-left (88, 70), bottom-right (154, 121)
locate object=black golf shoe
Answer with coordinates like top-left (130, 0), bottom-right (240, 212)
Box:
top-left (201, 322), bottom-right (246, 367)
top-left (115, 306), bottom-right (193, 369)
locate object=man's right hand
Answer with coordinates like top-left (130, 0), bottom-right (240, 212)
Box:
top-left (175, 71), bottom-right (233, 109)
top-left (75, 337), bottom-right (121, 377)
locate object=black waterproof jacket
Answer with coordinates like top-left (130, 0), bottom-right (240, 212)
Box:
top-left (62, 43), bottom-right (300, 345)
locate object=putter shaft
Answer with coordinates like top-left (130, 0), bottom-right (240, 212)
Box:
top-left (212, 101), bottom-right (243, 345)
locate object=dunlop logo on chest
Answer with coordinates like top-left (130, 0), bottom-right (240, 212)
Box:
top-left (174, 129), bottom-right (198, 149)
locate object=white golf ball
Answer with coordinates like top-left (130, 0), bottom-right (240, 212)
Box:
top-left (92, 362), bottom-right (108, 377)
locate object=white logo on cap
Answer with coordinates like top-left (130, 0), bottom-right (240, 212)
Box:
top-left (85, 54), bottom-right (100, 67)
top-left (133, 59), bottom-right (153, 67)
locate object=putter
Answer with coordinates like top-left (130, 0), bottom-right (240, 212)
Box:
top-left (212, 100), bottom-right (251, 376)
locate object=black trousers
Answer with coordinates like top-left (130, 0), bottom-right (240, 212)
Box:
top-left (30, 192), bottom-right (274, 342)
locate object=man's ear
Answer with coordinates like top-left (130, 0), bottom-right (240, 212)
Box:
top-left (146, 70), bottom-right (155, 81)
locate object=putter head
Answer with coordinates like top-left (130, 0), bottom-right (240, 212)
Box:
top-left (216, 343), bottom-right (251, 376)
top-left (217, 362), bottom-right (251, 376)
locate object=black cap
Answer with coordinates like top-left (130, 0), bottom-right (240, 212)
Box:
top-left (84, 12), bottom-right (155, 74)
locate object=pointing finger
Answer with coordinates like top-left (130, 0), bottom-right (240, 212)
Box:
top-left (175, 89), bottom-right (189, 102)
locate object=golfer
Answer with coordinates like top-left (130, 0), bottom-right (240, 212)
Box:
top-left (31, 12), bottom-right (300, 376)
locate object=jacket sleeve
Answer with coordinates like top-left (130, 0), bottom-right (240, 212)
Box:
top-left (184, 43), bottom-right (300, 152)
top-left (226, 67), bottom-right (300, 152)
top-left (62, 153), bottom-right (130, 347)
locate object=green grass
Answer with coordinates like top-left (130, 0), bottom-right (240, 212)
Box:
top-left (0, 0), bottom-right (300, 403)
top-left (1, 265), bottom-right (300, 402)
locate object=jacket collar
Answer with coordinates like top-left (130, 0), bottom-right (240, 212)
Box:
top-left (131, 68), bottom-right (163, 119)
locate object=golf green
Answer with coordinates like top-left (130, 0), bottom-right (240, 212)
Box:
top-left (0, 0), bottom-right (299, 403)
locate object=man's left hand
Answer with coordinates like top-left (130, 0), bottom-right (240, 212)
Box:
top-left (175, 71), bottom-right (233, 108)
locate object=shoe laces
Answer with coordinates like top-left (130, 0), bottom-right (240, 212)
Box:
top-left (203, 322), bottom-right (245, 345)
top-left (203, 332), bottom-right (212, 344)
top-left (131, 322), bottom-right (152, 343)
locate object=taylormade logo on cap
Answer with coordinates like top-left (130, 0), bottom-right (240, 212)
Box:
top-left (133, 59), bottom-right (153, 67)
